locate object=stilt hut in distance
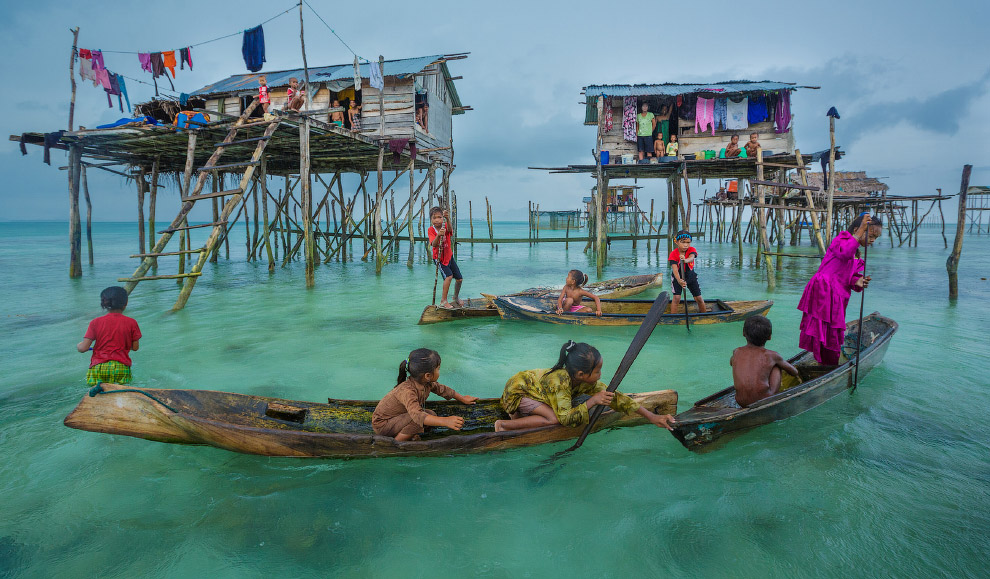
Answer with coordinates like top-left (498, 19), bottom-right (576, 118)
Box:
top-left (189, 54), bottom-right (469, 163)
top-left (584, 81), bottom-right (815, 160)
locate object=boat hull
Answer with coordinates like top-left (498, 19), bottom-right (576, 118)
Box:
top-left (417, 273), bottom-right (662, 324)
top-left (492, 295), bottom-right (772, 326)
top-left (64, 387), bottom-right (677, 458)
top-left (671, 313), bottom-right (897, 451)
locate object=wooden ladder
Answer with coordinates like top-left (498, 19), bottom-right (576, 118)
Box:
top-left (120, 99), bottom-right (281, 311)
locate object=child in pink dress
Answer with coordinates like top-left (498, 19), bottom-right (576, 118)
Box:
top-left (797, 214), bottom-right (882, 365)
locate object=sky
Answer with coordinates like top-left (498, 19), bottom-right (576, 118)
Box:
top-left (0, 0), bottom-right (987, 222)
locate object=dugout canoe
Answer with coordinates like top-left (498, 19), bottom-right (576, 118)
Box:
top-left (670, 312), bottom-right (897, 451)
top-left (63, 386), bottom-right (677, 458)
top-left (417, 272), bottom-right (663, 324)
top-left (490, 294), bottom-right (772, 326)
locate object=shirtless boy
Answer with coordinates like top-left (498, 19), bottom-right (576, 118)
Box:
top-left (731, 316), bottom-right (801, 407)
top-left (725, 134), bottom-right (742, 158)
top-left (330, 99), bottom-right (345, 126)
top-left (744, 132), bottom-right (760, 158)
top-left (287, 77), bottom-right (306, 111)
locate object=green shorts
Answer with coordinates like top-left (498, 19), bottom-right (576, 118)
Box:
top-left (86, 361), bottom-right (133, 385)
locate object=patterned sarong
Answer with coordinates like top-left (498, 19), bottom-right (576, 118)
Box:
top-left (86, 360), bottom-right (132, 385)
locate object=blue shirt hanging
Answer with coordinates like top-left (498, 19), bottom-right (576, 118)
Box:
top-left (242, 25), bottom-right (266, 72)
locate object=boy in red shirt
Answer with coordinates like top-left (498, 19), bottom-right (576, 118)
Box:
top-left (427, 206), bottom-right (464, 309)
top-left (669, 230), bottom-right (708, 314)
top-left (258, 75), bottom-right (270, 113)
top-left (77, 286), bottom-right (142, 385)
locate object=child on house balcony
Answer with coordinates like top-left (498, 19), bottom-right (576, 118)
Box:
top-left (330, 100), bottom-right (345, 127)
top-left (257, 75), bottom-right (270, 113)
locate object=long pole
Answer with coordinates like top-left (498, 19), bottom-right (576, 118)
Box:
top-left (947, 165), bottom-right (972, 299)
top-left (826, 116), bottom-right (837, 243)
top-left (68, 27), bottom-right (79, 131)
top-left (851, 239), bottom-right (868, 392)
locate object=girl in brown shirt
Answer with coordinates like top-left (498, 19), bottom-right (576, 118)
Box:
top-left (372, 348), bottom-right (479, 440)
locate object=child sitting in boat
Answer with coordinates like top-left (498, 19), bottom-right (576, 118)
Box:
top-left (798, 214), bottom-right (881, 365)
top-left (555, 269), bottom-right (602, 316)
top-left (494, 341), bottom-right (675, 432)
top-left (428, 207), bottom-right (464, 309)
top-left (731, 316), bottom-right (801, 407)
top-left (76, 286), bottom-right (142, 385)
top-left (372, 348), bottom-right (479, 441)
top-left (669, 230), bottom-right (708, 313)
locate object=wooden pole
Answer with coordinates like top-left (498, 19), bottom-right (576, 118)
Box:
top-left (468, 199), bottom-right (474, 240)
top-left (647, 199), bottom-right (654, 252)
top-left (301, 120), bottom-right (314, 285)
top-left (68, 27), bottom-right (79, 131)
top-left (374, 145), bottom-right (385, 273)
top-left (148, 159), bottom-right (159, 269)
top-left (735, 184), bottom-right (744, 264)
top-left (407, 159), bottom-right (416, 267)
top-left (826, 116), bottom-right (837, 244)
top-left (137, 168), bottom-right (146, 256)
top-left (947, 165), bottom-right (972, 299)
top-left (755, 148), bottom-right (776, 288)
top-left (81, 164), bottom-right (93, 266)
top-left (210, 174), bottom-right (220, 262)
top-left (68, 144), bottom-right (83, 277)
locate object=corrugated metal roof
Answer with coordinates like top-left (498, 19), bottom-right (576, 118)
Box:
top-left (190, 54), bottom-right (445, 95)
top-left (585, 81), bottom-right (801, 97)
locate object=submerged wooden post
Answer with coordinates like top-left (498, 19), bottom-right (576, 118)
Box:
top-left (148, 159), bottom-right (159, 269)
top-left (68, 144), bottom-right (83, 277)
top-left (407, 158), bottom-right (416, 267)
top-left (301, 118), bottom-right (315, 286)
top-left (947, 165), bottom-right (972, 299)
top-left (468, 199), bottom-right (474, 241)
top-left (735, 182), bottom-right (745, 264)
top-left (374, 145), bottom-right (385, 273)
top-left (755, 148), bottom-right (776, 289)
top-left (81, 164), bottom-right (93, 266)
top-left (136, 167), bottom-right (146, 256)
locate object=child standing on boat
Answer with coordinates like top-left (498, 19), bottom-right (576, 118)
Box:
top-left (669, 230), bottom-right (708, 314)
top-left (555, 269), bottom-right (602, 316)
top-left (494, 341), bottom-right (674, 432)
top-left (77, 286), bottom-right (141, 385)
top-left (372, 348), bottom-right (479, 441)
top-left (731, 316), bottom-right (801, 407)
top-left (797, 214), bottom-right (882, 365)
top-left (428, 207), bottom-right (465, 309)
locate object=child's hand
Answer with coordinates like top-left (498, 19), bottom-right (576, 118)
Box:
top-left (595, 308), bottom-right (603, 317)
top-left (443, 416), bottom-right (465, 430)
top-left (587, 390), bottom-right (615, 407)
top-left (650, 413), bottom-right (676, 431)
top-left (457, 394), bottom-right (479, 405)
top-left (855, 275), bottom-right (872, 289)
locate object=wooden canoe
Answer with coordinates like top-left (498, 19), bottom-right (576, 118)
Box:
top-left (670, 312), bottom-right (898, 451)
top-left (417, 272), bottom-right (663, 324)
top-left (64, 387), bottom-right (677, 458)
top-left (491, 294), bottom-right (772, 326)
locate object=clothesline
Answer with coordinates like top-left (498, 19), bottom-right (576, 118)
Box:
top-left (303, 0), bottom-right (366, 63)
top-left (94, 2), bottom-right (298, 55)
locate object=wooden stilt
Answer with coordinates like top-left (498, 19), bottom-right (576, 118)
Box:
top-left (755, 148), bottom-right (776, 289)
top-left (407, 159), bottom-right (416, 267)
top-left (947, 165), bottom-right (972, 299)
top-left (81, 164), bottom-right (93, 266)
top-left (374, 145), bottom-right (385, 273)
top-left (137, 167), bottom-right (146, 256)
top-left (68, 144), bottom-right (83, 277)
top-left (148, 159), bottom-right (159, 269)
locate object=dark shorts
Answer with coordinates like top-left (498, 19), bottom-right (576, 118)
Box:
top-left (672, 269), bottom-right (702, 297)
top-left (637, 135), bottom-right (653, 153)
top-left (438, 259), bottom-right (462, 281)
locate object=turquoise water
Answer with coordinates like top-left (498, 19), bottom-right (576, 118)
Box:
top-left (1, 221), bottom-right (988, 577)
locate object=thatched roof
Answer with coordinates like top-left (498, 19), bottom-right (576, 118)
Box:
top-left (793, 171), bottom-right (889, 197)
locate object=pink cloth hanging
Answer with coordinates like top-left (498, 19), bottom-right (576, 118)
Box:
top-left (622, 97), bottom-right (637, 142)
top-left (695, 97), bottom-right (715, 135)
top-left (90, 50), bottom-right (105, 72)
top-left (601, 96), bottom-right (613, 132)
top-left (138, 53), bottom-right (152, 73)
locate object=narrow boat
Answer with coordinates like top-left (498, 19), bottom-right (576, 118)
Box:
top-left (417, 272), bottom-right (663, 324)
top-left (671, 312), bottom-right (897, 451)
top-left (490, 294), bottom-right (772, 326)
top-left (64, 386), bottom-right (677, 458)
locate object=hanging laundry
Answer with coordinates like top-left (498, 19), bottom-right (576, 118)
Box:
top-left (601, 96), bottom-right (613, 132)
top-left (353, 56), bottom-right (362, 92)
top-left (695, 97), bottom-right (715, 135)
top-left (242, 25), bottom-right (266, 72)
top-left (95, 67), bottom-right (112, 91)
top-left (162, 51), bottom-right (177, 78)
top-left (78, 48), bottom-right (91, 59)
top-left (622, 97), bottom-right (637, 141)
top-left (118, 75), bottom-right (130, 112)
top-left (90, 50), bottom-right (105, 73)
top-left (713, 98), bottom-right (727, 131)
top-left (774, 90), bottom-right (791, 133)
top-left (369, 60), bottom-right (384, 91)
top-left (179, 92), bottom-right (190, 106)
top-left (179, 47), bottom-right (193, 70)
top-left (138, 53), bottom-right (152, 73)
top-left (79, 54), bottom-right (96, 83)
top-left (389, 138), bottom-right (410, 163)
top-left (748, 94), bottom-right (768, 123)
top-left (43, 131), bottom-right (65, 166)
top-left (726, 96), bottom-right (748, 130)
top-left (149, 52), bottom-right (174, 93)
top-left (105, 73), bottom-right (123, 111)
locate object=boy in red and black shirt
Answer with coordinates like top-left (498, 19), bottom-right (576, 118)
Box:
top-left (427, 206), bottom-right (464, 309)
top-left (669, 230), bottom-right (708, 313)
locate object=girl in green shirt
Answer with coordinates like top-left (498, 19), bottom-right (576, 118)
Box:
top-left (495, 341), bottom-right (675, 432)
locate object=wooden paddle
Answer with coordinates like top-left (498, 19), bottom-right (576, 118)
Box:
top-left (554, 291), bottom-right (672, 456)
top-left (680, 260), bottom-right (691, 332)
top-left (851, 233), bottom-right (869, 392)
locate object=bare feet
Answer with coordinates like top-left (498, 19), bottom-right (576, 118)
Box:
top-left (454, 298), bottom-right (465, 307)
top-left (440, 301), bottom-right (454, 309)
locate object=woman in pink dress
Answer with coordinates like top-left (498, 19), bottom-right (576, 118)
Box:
top-left (797, 214), bottom-right (882, 365)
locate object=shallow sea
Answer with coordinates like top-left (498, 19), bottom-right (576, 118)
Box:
top-left (1, 220), bottom-right (988, 578)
